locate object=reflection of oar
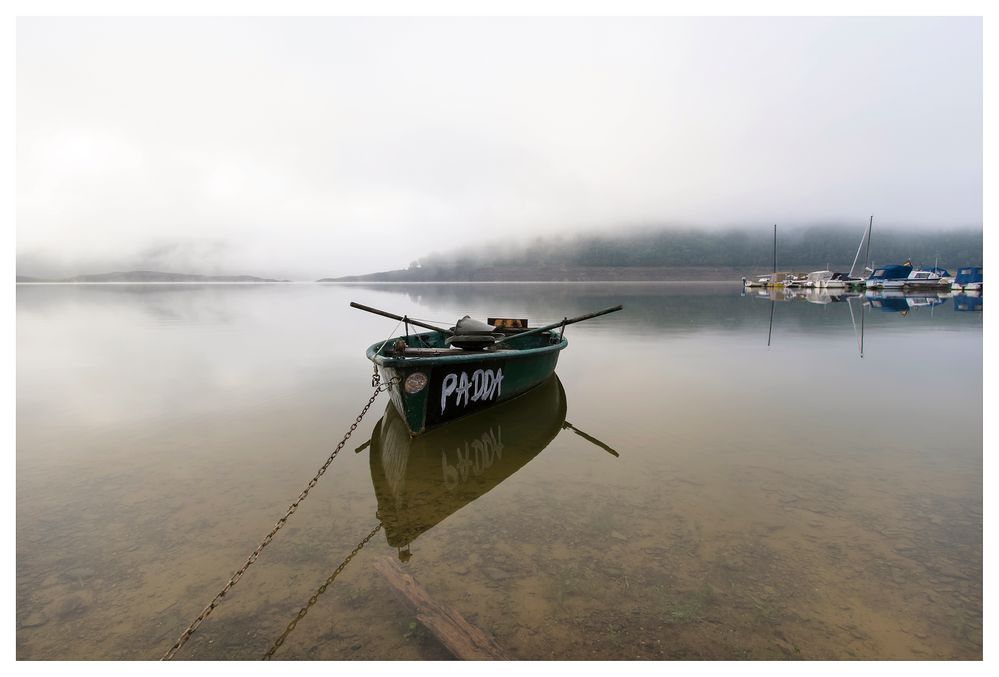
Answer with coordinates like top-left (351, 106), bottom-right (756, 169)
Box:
top-left (493, 306), bottom-right (624, 345)
top-left (562, 421), bottom-right (620, 457)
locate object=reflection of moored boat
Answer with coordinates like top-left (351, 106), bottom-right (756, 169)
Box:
top-left (865, 290), bottom-right (911, 313)
top-left (795, 288), bottom-right (856, 304)
top-left (953, 293), bottom-right (983, 312)
top-left (368, 375), bottom-right (568, 558)
top-left (864, 290), bottom-right (950, 313)
top-left (751, 287), bottom-right (860, 303)
top-left (905, 294), bottom-right (947, 309)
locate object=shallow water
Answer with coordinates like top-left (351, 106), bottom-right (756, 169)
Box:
top-left (16, 282), bottom-right (982, 660)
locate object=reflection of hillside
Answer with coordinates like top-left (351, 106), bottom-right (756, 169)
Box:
top-left (369, 375), bottom-right (567, 556)
top-left (15, 283), bottom-right (282, 324)
top-left (349, 282), bottom-right (979, 335)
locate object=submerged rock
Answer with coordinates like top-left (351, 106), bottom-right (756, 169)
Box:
top-left (44, 591), bottom-right (94, 621)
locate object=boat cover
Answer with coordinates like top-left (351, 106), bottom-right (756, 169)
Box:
top-left (955, 267), bottom-right (983, 285)
top-left (868, 264), bottom-right (913, 280)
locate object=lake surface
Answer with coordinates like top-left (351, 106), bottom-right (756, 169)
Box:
top-left (16, 282), bottom-right (982, 660)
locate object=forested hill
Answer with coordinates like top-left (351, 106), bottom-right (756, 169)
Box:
top-left (324, 226), bottom-right (982, 282)
top-left (414, 226), bottom-right (982, 271)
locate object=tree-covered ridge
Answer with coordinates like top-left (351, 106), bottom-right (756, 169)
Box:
top-left (413, 226), bottom-right (983, 271)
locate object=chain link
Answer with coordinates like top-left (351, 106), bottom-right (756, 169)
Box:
top-left (161, 375), bottom-right (399, 660)
top-left (261, 522), bottom-right (383, 660)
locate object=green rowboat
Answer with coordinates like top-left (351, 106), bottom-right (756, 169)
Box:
top-left (354, 301), bottom-right (622, 436)
top-left (366, 328), bottom-right (566, 436)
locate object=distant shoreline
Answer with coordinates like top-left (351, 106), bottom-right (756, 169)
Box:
top-left (17, 279), bottom-right (745, 286)
top-left (15, 280), bottom-right (295, 285)
top-left (315, 279), bottom-right (742, 286)
top-left (317, 264), bottom-right (858, 284)
top-left (15, 270), bottom-right (288, 284)
top-left (18, 265), bottom-right (858, 285)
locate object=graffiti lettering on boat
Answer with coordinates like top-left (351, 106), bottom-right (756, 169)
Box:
top-left (440, 368), bottom-right (504, 415)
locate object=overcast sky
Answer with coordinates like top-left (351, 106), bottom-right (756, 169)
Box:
top-left (16, 16), bottom-right (982, 279)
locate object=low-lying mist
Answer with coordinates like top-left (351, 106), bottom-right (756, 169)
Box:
top-left (411, 224), bottom-right (983, 274)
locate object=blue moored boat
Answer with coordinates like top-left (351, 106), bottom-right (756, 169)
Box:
top-left (952, 266), bottom-right (983, 292)
top-left (865, 263), bottom-right (913, 289)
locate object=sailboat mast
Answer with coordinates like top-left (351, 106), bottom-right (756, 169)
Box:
top-left (864, 215), bottom-right (873, 272)
top-left (773, 224), bottom-right (777, 274)
top-left (849, 219), bottom-right (869, 277)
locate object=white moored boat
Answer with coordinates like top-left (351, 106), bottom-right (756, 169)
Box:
top-left (803, 270), bottom-right (852, 289)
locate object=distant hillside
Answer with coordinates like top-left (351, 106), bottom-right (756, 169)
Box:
top-left (320, 225), bottom-right (982, 282)
top-left (16, 270), bottom-right (287, 283)
top-left (320, 265), bottom-right (845, 283)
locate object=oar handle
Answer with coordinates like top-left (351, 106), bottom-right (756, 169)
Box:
top-left (349, 302), bottom-right (454, 335)
top-left (495, 305), bottom-right (623, 344)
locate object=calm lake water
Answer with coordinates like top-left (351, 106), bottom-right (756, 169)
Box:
top-left (16, 282), bottom-right (982, 660)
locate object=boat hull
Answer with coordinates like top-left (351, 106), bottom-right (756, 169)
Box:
top-left (366, 330), bottom-right (567, 436)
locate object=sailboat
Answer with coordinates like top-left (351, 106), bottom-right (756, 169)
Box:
top-left (842, 216), bottom-right (874, 289)
top-left (743, 224), bottom-right (796, 287)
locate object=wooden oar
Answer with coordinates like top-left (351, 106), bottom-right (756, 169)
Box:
top-left (349, 301), bottom-right (454, 335)
top-left (493, 305), bottom-right (623, 344)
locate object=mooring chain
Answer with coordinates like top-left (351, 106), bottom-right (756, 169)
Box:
top-left (262, 522), bottom-right (384, 660)
top-left (161, 374), bottom-right (398, 661)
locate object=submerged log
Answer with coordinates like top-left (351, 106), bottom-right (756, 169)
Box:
top-left (373, 557), bottom-right (509, 660)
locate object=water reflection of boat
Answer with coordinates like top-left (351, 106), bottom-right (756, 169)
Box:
top-left (865, 291), bottom-right (912, 314)
top-left (751, 287), bottom-right (861, 303)
top-left (794, 289), bottom-right (857, 304)
top-left (864, 290), bottom-right (950, 313)
top-left (953, 294), bottom-right (983, 312)
top-left (904, 295), bottom-right (947, 309)
top-left (368, 375), bottom-right (568, 559)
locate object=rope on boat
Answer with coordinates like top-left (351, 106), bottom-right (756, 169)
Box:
top-left (376, 319), bottom-right (404, 354)
top-left (161, 375), bottom-right (399, 660)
